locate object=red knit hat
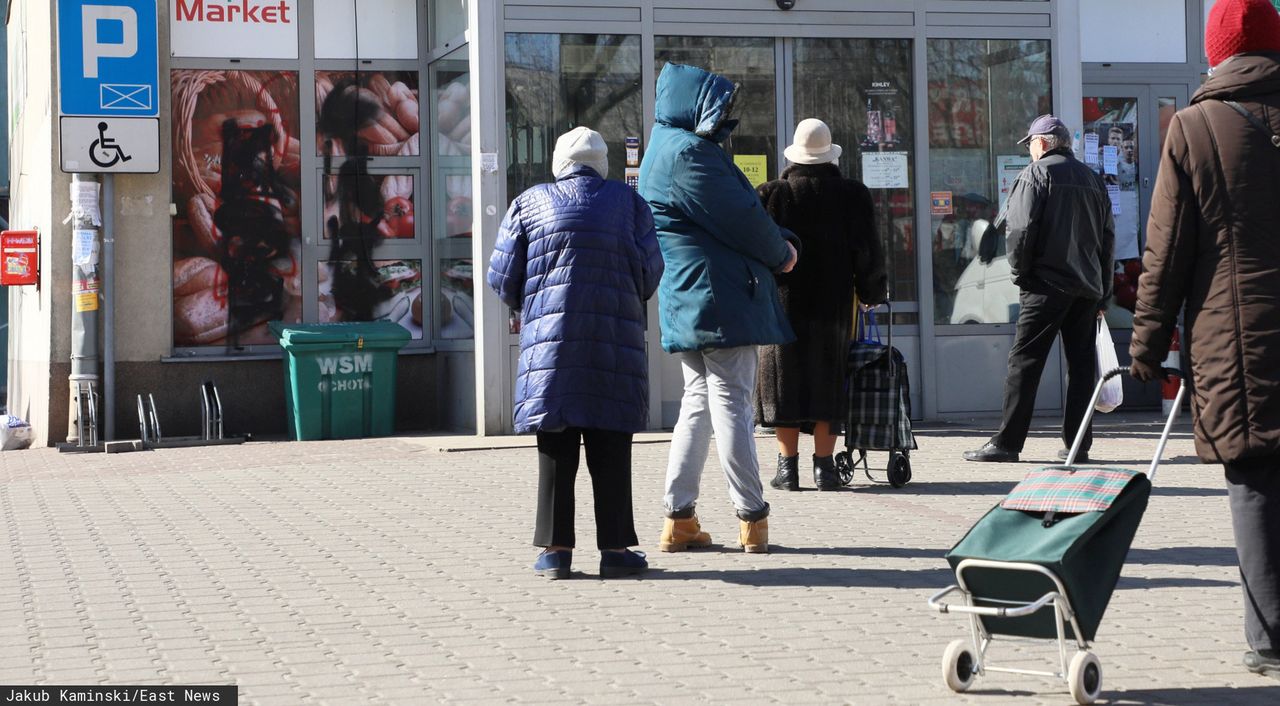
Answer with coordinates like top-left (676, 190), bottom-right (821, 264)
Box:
top-left (1206, 0), bottom-right (1280, 67)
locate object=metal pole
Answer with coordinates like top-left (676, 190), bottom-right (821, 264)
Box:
top-left (67, 174), bottom-right (101, 443)
top-left (102, 175), bottom-right (115, 441)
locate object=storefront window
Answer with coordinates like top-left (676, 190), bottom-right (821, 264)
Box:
top-left (431, 0), bottom-right (470, 49)
top-left (171, 69), bottom-right (303, 349)
top-left (927, 39), bottom-right (1051, 325)
top-left (504, 33), bottom-right (642, 198)
top-left (655, 37), bottom-right (777, 185)
top-left (1083, 96), bottom-right (1140, 329)
top-left (793, 38), bottom-right (917, 307)
top-left (431, 47), bottom-right (474, 342)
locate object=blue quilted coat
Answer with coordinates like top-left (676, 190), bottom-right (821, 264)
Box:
top-left (488, 165), bottom-right (664, 433)
top-left (638, 63), bottom-right (797, 353)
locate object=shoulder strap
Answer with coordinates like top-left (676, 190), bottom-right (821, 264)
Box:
top-left (1222, 100), bottom-right (1280, 148)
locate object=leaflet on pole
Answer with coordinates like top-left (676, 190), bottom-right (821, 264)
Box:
top-left (60, 117), bottom-right (160, 173)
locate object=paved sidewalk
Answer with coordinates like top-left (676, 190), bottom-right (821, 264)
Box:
top-left (2, 415), bottom-right (1278, 704)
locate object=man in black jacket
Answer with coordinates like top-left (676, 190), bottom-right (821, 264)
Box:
top-left (964, 115), bottom-right (1115, 463)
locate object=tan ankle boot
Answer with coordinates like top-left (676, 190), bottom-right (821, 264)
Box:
top-left (739, 518), bottom-right (768, 554)
top-left (659, 516), bottom-right (712, 552)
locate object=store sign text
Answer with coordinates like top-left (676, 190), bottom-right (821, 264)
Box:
top-left (174, 0), bottom-right (292, 24)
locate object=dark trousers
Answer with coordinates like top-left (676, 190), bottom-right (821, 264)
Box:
top-left (1226, 458), bottom-right (1280, 652)
top-left (992, 288), bottom-right (1099, 454)
top-left (534, 428), bottom-right (638, 551)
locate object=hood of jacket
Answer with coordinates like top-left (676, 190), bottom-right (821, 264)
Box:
top-left (654, 63), bottom-right (740, 143)
top-left (1193, 52), bottom-right (1280, 103)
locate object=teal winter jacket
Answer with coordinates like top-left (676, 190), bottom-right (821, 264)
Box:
top-left (638, 63), bottom-right (797, 353)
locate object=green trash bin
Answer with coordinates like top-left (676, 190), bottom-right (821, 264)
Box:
top-left (269, 321), bottom-right (410, 440)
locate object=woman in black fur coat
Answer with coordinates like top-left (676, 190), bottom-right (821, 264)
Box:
top-left (756, 118), bottom-right (888, 491)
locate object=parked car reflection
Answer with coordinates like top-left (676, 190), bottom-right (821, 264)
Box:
top-left (949, 218), bottom-right (1020, 324)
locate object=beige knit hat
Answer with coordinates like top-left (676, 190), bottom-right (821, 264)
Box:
top-left (552, 126), bottom-right (609, 179)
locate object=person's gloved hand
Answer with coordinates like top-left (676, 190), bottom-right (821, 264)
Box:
top-left (1130, 358), bottom-right (1164, 383)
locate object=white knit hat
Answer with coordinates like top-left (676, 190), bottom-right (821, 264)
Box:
top-left (552, 126), bottom-right (609, 179)
top-left (784, 118), bottom-right (842, 165)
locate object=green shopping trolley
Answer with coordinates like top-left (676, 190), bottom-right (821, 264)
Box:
top-left (929, 366), bottom-right (1187, 705)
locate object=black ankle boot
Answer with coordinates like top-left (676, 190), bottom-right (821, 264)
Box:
top-left (770, 454), bottom-right (800, 491)
top-left (814, 455), bottom-right (840, 491)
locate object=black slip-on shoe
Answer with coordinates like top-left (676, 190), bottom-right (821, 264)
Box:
top-left (962, 442), bottom-right (1019, 463)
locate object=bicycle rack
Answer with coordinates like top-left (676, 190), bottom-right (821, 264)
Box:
top-left (131, 381), bottom-right (245, 451)
top-left (57, 380), bottom-right (103, 453)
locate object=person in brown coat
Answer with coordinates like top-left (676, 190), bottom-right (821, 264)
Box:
top-left (756, 119), bottom-right (888, 491)
top-left (1129, 0), bottom-right (1280, 679)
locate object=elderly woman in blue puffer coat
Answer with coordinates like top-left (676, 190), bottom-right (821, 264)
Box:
top-left (488, 126), bottom-right (663, 580)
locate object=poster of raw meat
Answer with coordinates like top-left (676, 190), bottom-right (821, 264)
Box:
top-left (316, 71), bottom-right (420, 157)
top-left (171, 69), bottom-right (302, 348)
top-left (318, 260), bottom-right (424, 340)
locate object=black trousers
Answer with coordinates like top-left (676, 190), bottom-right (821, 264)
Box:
top-left (1226, 458), bottom-right (1280, 652)
top-left (992, 287), bottom-right (1099, 454)
top-left (534, 428), bottom-right (638, 551)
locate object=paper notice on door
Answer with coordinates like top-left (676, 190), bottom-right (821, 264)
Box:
top-left (733, 154), bottom-right (768, 188)
top-left (1103, 146), bottom-right (1119, 176)
top-left (997, 155), bottom-right (1033, 214)
top-left (1083, 133), bottom-right (1100, 166)
top-left (1107, 183), bottom-right (1122, 215)
top-left (861, 151), bottom-right (909, 189)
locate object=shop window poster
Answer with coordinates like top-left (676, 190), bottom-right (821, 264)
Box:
top-left (438, 259), bottom-right (474, 340)
top-left (171, 69), bottom-right (302, 348)
top-left (316, 71), bottom-right (421, 157)
top-left (318, 260), bottom-right (424, 340)
top-left (322, 173), bottom-right (416, 240)
top-left (1083, 97), bottom-right (1141, 326)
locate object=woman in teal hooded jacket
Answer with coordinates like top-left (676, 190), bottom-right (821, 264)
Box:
top-left (639, 63), bottom-right (799, 554)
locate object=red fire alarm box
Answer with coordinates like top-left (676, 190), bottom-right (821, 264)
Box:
top-left (1, 230), bottom-right (39, 287)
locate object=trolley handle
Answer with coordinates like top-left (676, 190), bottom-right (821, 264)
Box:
top-left (1065, 365), bottom-right (1186, 480)
top-left (928, 584), bottom-right (1066, 619)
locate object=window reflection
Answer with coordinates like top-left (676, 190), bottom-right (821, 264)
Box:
top-left (793, 38), bottom-right (917, 307)
top-left (504, 33), bottom-right (642, 197)
top-left (927, 39), bottom-right (1051, 325)
top-left (656, 37), bottom-right (777, 185)
top-left (1083, 96), bottom-right (1140, 329)
top-left (431, 48), bottom-right (473, 343)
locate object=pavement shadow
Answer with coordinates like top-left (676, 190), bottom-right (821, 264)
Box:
top-left (770, 545), bottom-right (943, 560)
top-left (1103, 684), bottom-right (1280, 704)
top-left (1125, 546), bottom-right (1238, 566)
top-left (639, 566), bottom-right (954, 588)
top-left (1116, 575), bottom-right (1237, 589)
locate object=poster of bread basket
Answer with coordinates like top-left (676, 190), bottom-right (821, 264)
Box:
top-left (171, 69), bottom-right (303, 348)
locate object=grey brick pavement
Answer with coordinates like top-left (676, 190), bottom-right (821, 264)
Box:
top-left (2, 415), bottom-right (1279, 704)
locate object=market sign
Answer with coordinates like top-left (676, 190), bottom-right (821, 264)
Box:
top-left (170, 0), bottom-right (298, 59)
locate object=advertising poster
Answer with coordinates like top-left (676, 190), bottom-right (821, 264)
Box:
top-left (323, 173), bottom-right (416, 240)
top-left (316, 71), bottom-right (421, 157)
top-left (930, 191), bottom-right (953, 216)
top-left (733, 154), bottom-right (768, 188)
top-left (319, 260), bottom-right (424, 340)
top-left (171, 69), bottom-right (302, 348)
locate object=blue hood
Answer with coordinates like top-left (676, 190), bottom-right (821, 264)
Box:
top-left (654, 63), bottom-right (740, 144)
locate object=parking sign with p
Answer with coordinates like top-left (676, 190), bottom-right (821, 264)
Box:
top-left (58, 0), bottom-right (158, 118)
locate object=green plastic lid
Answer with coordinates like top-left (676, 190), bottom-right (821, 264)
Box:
top-left (268, 321), bottom-right (411, 347)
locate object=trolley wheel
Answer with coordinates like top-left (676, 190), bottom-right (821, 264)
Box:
top-left (942, 639), bottom-right (976, 693)
top-left (835, 451), bottom-right (854, 486)
top-left (1068, 651), bottom-right (1102, 705)
top-left (887, 452), bottom-right (911, 488)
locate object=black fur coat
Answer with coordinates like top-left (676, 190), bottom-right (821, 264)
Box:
top-left (755, 163), bottom-right (887, 427)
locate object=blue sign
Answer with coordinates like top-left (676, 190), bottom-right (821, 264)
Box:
top-left (58, 0), bottom-right (159, 117)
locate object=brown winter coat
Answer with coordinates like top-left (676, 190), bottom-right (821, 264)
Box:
top-left (1130, 53), bottom-right (1280, 464)
top-left (754, 163), bottom-right (888, 426)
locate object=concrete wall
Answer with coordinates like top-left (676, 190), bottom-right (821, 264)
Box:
top-left (6, 0), bottom-right (65, 445)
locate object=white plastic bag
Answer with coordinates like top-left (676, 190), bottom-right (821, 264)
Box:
top-left (0, 415), bottom-right (33, 451)
top-left (1095, 317), bottom-right (1124, 413)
